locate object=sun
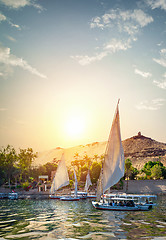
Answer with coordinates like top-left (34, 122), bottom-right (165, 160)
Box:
top-left (65, 115), bottom-right (85, 138)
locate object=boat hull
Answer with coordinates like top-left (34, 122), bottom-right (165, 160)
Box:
top-left (60, 197), bottom-right (80, 201)
top-left (49, 195), bottom-right (61, 199)
top-left (92, 201), bottom-right (151, 211)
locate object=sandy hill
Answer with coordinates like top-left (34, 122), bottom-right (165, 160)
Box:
top-left (34, 133), bottom-right (166, 170)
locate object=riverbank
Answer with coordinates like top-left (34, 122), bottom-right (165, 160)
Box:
top-left (0, 180), bottom-right (165, 199)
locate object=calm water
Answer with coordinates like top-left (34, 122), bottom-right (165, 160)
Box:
top-left (0, 196), bottom-right (165, 240)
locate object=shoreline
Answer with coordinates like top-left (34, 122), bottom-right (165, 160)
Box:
top-left (0, 180), bottom-right (166, 199)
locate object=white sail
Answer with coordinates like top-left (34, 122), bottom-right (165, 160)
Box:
top-left (84, 170), bottom-right (92, 192)
top-left (96, 101), bottom-right (125, 200)
top-left (50, 153), bottom-right (69, 194)
top-left (73, 168), bottom-right (78, 196)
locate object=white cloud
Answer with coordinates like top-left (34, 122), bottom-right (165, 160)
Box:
top-left (153, 73), bottom-right (166, 89)
top-left (0, 45), bottom-right (47, 79)
top-left (71, 51), bottom-right (107, 66)
top-left (73, 8), bottom-right (153, 66)
top-left (153, 49), bottom-right (166, 68)
top-left (71, 38), bottom-right (133, 66)
top-left (0, 12), bottom-right (21, 29)
top-left (104, 38), bottom-right (132, 52)
top-left (6, 36), bottom-right (16, 42)
top-left (90, 9), bottom-right (153, 33)
top-left (0, 0), bottom-right (44, 11)
top-left (134, 68), bottom-right (152, 78)
top-left (136, 98), bottom-right (165, 110)
top-left (146, 0), bottom-right (166, 11)
top-left (0, 12), bottom-right (6, 22)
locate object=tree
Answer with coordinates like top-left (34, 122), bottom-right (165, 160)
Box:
top-left (125, 159), bottom-right (132, 192)
top-left (142, 160), bottom-right (166, 179)
top-left (90, 161), bottom-right (101, 183)
top-left (151, 165), bottom-right (162, 179)
top-left (0, 145), bottom-right (18, 186)
top-left (18, 148), bottom-right (37, 181)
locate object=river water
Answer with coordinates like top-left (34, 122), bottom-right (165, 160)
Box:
top-left (0, 196), bottom-right (165, 240)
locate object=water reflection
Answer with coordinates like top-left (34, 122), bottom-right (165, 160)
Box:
top-left (0, 196), bottom-right (165, 240)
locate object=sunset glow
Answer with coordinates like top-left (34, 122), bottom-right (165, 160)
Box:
top-left (65, 115), bottom-right (85, 139)
top-left (0, 0), bottom-right (166, 151)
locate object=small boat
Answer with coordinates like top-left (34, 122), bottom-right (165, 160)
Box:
top-left (92, 197), bottom-right (151, 211)
top-left (103, 193), bottom-right (157, 208)
top-left (8, 192), bottom-right (18, 200)
top-left (49, 195), bottom-right (62, 200)
top-left (92, 100), bottom-right (154, 211)
top-left (60, 196), bottom-right (80, 201)
top-left (60, 168), bottom-right (80, 201)
top-left (49, 153), bottom-right (70, 199)
top-left (0, 193), bottom-right (8, 199)
top-left (70, 170), bottom-right (93, 199)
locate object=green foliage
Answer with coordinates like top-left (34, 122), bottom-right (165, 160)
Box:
top-left (18, 148), bottom-right (37, 181)
top-left (22, 181), bottom-right (30, 191)
top-left (0, 145), bottom-right (18, 186)
top-left (142, 160), bottom-right (166, 179)
top-left (151, 165), bottom-right (162, 179)
top-left (90, 161), bottom-right (101, 183)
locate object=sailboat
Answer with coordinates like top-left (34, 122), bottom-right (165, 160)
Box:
top-left (60, 167), bottom-right (80, 201)
top-left (49, 153), bottom-right (70, 199)
top-left (92, 100), bottom-right (151, 211)
top-left (84, 170), bottom-right (96, 199)
top-left (74, 170), bottom-right (93, 199)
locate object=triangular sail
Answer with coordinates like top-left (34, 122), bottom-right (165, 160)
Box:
top-left (96, 101), bottom-right (125, 200)
top-left (50, 153), bottom-right (69, 194)
top-left (84, 170), bottom-right (92, 192)
top-left (73, 168), bottom-right (78, 196)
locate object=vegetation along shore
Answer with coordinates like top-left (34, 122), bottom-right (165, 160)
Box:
top-left (0, 133), bottom-right (166, 198)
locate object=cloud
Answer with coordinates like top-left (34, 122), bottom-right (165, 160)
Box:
top-left (0, 107), bottom-right (7, 111)
top-left (153, 73), bottom-right (166, 89)
top-left (71, 51), bottom-right (107, 66)
top-left (153, 49), bottom-right (166, 68)
top-left (0, 45), bottom-right (47, 79)
top-left (0, 12), bottom-right (21, 29)
top-left (6, 35), bottom-right (17, 42)
top-left (136, 98), bottom-right (165, 110)
top-left (72, 8), bottom-right (153, 65)
top-left (0, 0), bottom-right (44, 11)
top-left (0, 12), bottom-right (6, 22)
top-left (90, 9), bottom-right (153, 34)
top-left (134, 68), bottom-right (152, 78)
top-left (146, 0), bottom-right (166, 11)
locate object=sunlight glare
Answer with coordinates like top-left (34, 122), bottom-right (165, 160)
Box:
top-left (65, 115), bottom-right (85, 139)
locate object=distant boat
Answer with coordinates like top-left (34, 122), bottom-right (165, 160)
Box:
top-left (92, 100), bottom-right (153, 211)
top-left (49, 153), bottom-right (70, 199)
top-left (60, 168), bottom-right (80, 201)
top-left (70, 170), bottom-right (93, 199)
top-left (84, 170), bottom-right (96, 199)
top-left (8, 191), bottom-right (18, 200)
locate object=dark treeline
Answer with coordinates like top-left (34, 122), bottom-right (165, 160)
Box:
top-left (0, 145), bottom-right (166, 190)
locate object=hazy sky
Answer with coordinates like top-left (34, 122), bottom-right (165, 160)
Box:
top-left (0, 0), bottom-right (166, 152)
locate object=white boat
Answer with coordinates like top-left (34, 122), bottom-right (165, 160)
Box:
top-left (103, 193), bottom-right (157, 208)
top-left (70, 170), bottom-right (93, 199)
top-left (49, 153), bottom-right (70, 200)
top-left (92, 100), bottom-right (154, 211)
top-left (60, 168), bottom-right (80, 201)
top-left (8, 192), bottom-right (18, 200)
top-left (92, 196), bottom-right (150, 211)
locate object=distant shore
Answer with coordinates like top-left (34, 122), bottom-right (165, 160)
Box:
top-left (0, 180), bottom-right (165, 199)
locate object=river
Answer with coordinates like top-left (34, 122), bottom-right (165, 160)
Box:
top-left (0, 195), bottom-right (165, 240)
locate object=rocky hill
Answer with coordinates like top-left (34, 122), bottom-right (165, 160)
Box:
top-left (123, 132), bottom-right (166, 169)
top-left (34, 132), bottom-right (166, 170)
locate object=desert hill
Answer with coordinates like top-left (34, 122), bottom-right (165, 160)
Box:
top-left (34, 132), bottom-right (166, 170)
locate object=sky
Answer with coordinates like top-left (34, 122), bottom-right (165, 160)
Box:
top-left (0, 0), bottom-right (166, 152)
